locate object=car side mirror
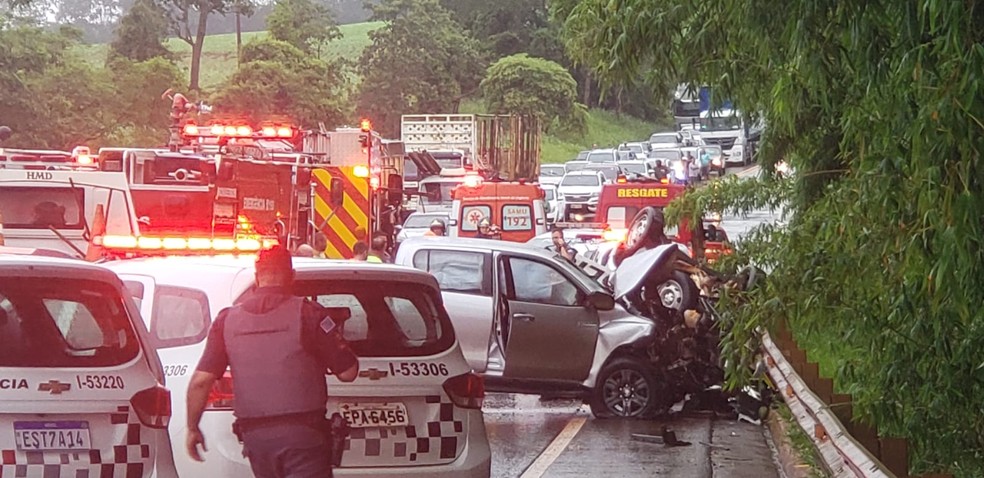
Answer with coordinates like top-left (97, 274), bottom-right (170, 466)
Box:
top-left (585, 291), bottom-right (615, 311)
top-left (329, 177), bottom-right (344, 206)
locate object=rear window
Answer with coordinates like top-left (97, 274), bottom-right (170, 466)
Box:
top-left (565, 162), bottom-right (587, 172)
top-left (0, 277), bottom-right (140, 367)
top-left (540, 166), bottom-right (565, 177)
top-left (502, 204), bottom-right (532, 231)
top-left (404, 214), bottom-right (444, 229)
top-left (294, 280), bottom-right (454, 357)
top-left (0, 187), bottom-right (84, 229)
top-left (586, 151), bottom-right (613, 163)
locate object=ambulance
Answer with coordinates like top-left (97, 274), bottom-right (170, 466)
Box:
top-left (448, 177), bottom-right (548, 243)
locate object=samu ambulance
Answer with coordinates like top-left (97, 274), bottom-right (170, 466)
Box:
top-left (448, 177), bottom-right (547, 243)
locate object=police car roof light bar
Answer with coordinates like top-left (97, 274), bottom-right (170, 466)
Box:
top-left (94, 234), bottom-right (278, 254)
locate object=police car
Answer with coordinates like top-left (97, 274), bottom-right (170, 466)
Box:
top-left (0, 254), bottom-right (177, 477)
top-left (103, 254), bottom-right (491, 478)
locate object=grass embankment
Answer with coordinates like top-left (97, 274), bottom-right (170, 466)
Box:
top-left (460, 100), bottom-right (666, 164)
top-left (76, 21), bottom-right (383, 90)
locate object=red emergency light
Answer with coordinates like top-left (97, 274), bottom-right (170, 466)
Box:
top-left (360, 118), bottom-right (372, 132)
top-left (94, 234), bottom-right (278, 255)
top-left (182, 121), bottom-right (296, 139)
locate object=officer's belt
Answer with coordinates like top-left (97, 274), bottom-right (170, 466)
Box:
top-left (235, 409), bottom-right (328, 432)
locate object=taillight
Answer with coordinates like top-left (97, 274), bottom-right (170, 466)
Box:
top-left (443, 373), bottom-right (484, 409)
top-left (206, 371), bottom-right (235, 410)
top-left (130, 386), bottom-right (171, 429)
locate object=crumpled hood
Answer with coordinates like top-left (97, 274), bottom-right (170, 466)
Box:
top-left (611, 243), bottom-right (683, 300)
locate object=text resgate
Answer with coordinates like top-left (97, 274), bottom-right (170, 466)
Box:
top-left (615, 188), bottom-right (669, 198)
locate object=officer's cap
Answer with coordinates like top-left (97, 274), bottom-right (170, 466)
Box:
top-left (430, 218), bottom-right (446, 229)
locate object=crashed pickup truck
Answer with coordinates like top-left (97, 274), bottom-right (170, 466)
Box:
top-left (395, 216), bottom-right (767, 419)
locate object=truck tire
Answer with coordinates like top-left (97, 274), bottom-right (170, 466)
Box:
top-left (622, 207), bottom-right (660, 257)
top-left (656, 270), bottom-right (699, 311)
top-left (590, 357), bottom-right (660, 419)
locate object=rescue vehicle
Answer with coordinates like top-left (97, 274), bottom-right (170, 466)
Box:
top-left (595, 178), bottom-right (732, 261)
top-left (448, 176), bottom-right (548, 243)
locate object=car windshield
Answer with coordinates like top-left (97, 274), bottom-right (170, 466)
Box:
top-left (621, 163), bottom-right (648, 175)
top-left (561, 175), bottom-right (600, 187)
top-left (575, 151), bottom-right (590, 160)
top-left (700, 114), bottom-right (741, 131)
top-left (294, 280), bottom-right (454, 357)
top-left (650, 150), bottom-right (682, 161)
top-left (565, 161), bottom-right (587, 172)
top-left (0, 277), bottom-right (140, 367)
top-left (421, 181), bottom-right (459, 204)
top-left (540, 165), bottom-right (565, 177)
top-left (586, 151), bottom-right (613, 163)
top-left (622, 144), bottom-right (644, 153)
top-left (430, 151), bottom-right (464, 169)
top-left (586, 166), bottom-right (619, 180)
top-left (649, 134), bottom-right (678, 144)
top-left (404, 214), bottom-right (444, 228)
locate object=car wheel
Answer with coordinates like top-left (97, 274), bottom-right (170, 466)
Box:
top-left (656, 271), bottom-right (699, 311)
top-left (590, 357), bottom-right (659, 419)
top-left (623, 207), bottom-right (659, 256)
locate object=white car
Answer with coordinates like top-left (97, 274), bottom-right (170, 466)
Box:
top-left (541, 184), bottom-right (562, 223)
top-left (0, 254), bottom-right (177, 478)
top-left (397, 212), bottom-right (450, 244)
top-left (557, 170), bottom-right (604, 217)
top-left (585, 149), bottom-right (618, 164)
top-left (648, 132), bottom-right (683, 149)
top-left (105, 256), bottom-right (490, 478)
top-left (537, 164), bottom-right (566, 187)
top-left (617, 143), bottom-right (648, 161)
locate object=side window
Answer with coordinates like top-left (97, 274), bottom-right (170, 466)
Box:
top-left (606, 206), bottom-right (640, 229)
top-left (151, 286), bottom-right (210, 348)
top-left (412, 250), bottom-right (491, 296)
top-left (507, 257), bottom-right (580, 306)
top-left (501, 204), bottom-right (532, 231)
top-left (316, 294), bottom-right (369, 342)
top-left (460, 205), bottom-right (491, 231)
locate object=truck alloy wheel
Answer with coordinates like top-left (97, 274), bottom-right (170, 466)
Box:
top-left (654, 271), bottom-right (698, 311)
top-left (590, 357), bottom-right (658, 419)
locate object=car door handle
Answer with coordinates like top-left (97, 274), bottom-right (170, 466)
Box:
top-left (512, 313), bottom-right (535, 322)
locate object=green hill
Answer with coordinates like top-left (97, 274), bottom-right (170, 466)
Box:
top-left (77, 21), bottom-right (383, 90)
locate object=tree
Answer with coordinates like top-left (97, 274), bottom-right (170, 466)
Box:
top-left (267, 0), bottom-right (340, 56)
top-left (562, 1), bottom-right (984, 476)
top-left (357, 0), bottom-right (486, 136)
top-left (158, 0), bottom-right (244, 91)
top-left (440, 0), bottom-right (561, 61)
top-left (109, 0), bottom-right (172, 62)
top-left (105, 56), bottom-right (184, 145)
top-left (211, 38), bottom-right (349, 128)
top-left (480, 53), bottom-right (585, 134)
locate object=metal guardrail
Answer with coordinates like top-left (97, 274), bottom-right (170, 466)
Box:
top-left (764, 322), bottom-right (952, 478)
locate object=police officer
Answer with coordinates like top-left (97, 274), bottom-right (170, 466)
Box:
top-left (185, 246), bottom-right (359, 478)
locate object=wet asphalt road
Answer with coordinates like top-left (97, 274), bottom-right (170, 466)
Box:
top-left (483, 166), bottom-right (785, 477)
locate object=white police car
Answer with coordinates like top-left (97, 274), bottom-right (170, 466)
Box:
top-left (104, 255), bottom-right (491, 478)
top-left (0, 254), bottom-right (177, 477)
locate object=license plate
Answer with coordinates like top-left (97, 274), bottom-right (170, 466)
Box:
top-left (339, 403), bottom-right (409, 428)
top-left (14, 421), bottom-right (91, 451)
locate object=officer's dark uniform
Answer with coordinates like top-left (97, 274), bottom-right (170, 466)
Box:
top-left (196, 286), bottom-right (358, 478)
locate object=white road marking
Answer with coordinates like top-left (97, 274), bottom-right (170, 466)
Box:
top-left (519, 416), bottom-right (588, 478)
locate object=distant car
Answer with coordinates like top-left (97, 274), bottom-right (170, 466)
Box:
top-left (106, 257), bottom-right (491, 478)
top-left (0, 254), bottom-right (178, 478)
top-left (541, 184), bottom-right (562, 223)
top-left (648, 148), bottom-right (682, 163)
top-left (617, 142), bottom-right (648, 160)
top-left (648, 132), bottom-right (682, 149)
top-left (558, 170), bottom-right (605, 216)
top-left (538, 164), bottom-right (566, 187)
top-left (565, 160), bottom-right (588, 173)
top-left (397, 212), bottom-right (450, 243)
top-left (575, 150), bottom-right (591, 161)
top-left (583, 163), bottom-right (622, 183)
top-left (585, 149), bottom-right (618, 164)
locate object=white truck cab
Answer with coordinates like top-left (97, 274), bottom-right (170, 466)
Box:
top-left (0, 168), bottom-right (141, 258)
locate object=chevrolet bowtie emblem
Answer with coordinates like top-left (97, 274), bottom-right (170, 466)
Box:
top-left (38, 380), bottom-right (71, 395)
top-left (358, 368), bottom-right (389, 380)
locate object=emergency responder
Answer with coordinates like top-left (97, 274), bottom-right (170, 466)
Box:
top-left (476, 218), bottom-right (501, 240)
top-left (313, 233), bottom-right (328, 259)
top-left (550, 227), bottom-right (577, 262)
top-left (352, 241), bottom-right (373, 261)
top-left (368, 233), bottom-right (390, 263)
top-left (185, 246), bottom-right (359, 478)
top-left (423, 219), bottom-right (446, 236)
